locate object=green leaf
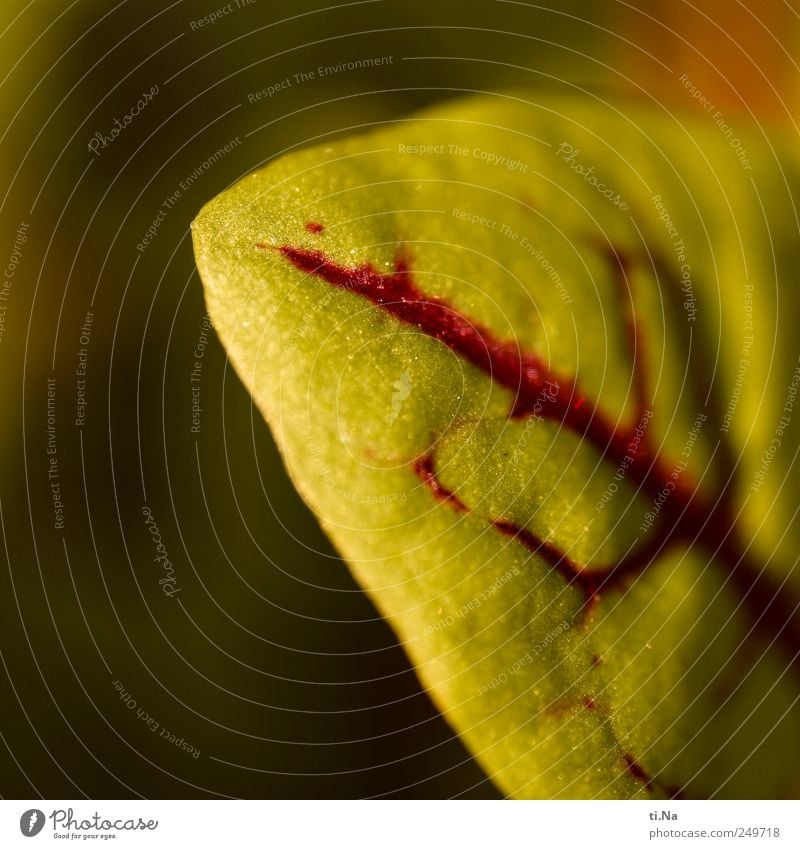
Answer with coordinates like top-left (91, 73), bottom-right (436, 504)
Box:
top-left (192, 93), bottom-right (800, 798)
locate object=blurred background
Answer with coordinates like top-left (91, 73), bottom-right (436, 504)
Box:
top-left (0, 0), bottom-right (796, 799)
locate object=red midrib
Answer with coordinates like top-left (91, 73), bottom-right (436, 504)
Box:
top-left (279, 247), bottom-right (698, 515)
top-left (271, 242), bottom-right (800, 676)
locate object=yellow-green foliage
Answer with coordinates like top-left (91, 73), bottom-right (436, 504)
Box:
top-left (194, 93), bottom-right (800, 798)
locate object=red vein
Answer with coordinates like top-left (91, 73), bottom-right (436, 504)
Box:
top-left (276, 244), bottom-right (671, 503)
top-left (543, 693), bottom-right (599, 719)
top-left (274, 243), bottom-right (800, 673)
top-left (621, 752), bottom-right (684, 799)
top-left (623, 752), bottom-right (654, 791)
top-left (413, 455), bottom-right (468, 513)
top-left (541, 696), bottom-right (683, 797)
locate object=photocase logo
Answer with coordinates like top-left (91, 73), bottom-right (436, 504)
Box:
top-left (19, 809), bottom-right (45, 837)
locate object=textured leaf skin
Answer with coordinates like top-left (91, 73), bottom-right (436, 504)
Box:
top-left (193, 94), bottom-right (800, 799)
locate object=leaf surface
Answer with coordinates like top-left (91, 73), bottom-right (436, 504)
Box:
top-left (193, 93), bottom-right (800, 798)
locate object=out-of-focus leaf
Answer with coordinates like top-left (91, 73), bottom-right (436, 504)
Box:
top-left (193, 93), bottom-right (800, 798)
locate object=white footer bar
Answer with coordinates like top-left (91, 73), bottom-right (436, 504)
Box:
top-left (2, 800), bottom-right (797, 848)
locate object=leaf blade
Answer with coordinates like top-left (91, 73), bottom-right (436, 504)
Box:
top-left (193, 93), bottom-right (800, 798)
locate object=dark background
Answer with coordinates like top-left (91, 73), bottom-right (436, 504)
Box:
top-left (0, 0), bottom-right (782, 799)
